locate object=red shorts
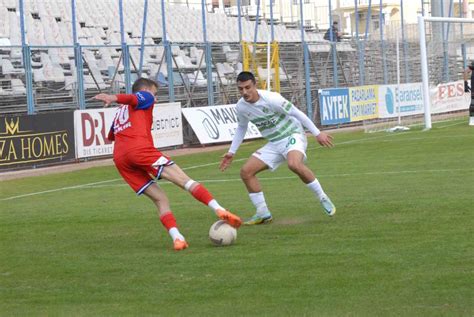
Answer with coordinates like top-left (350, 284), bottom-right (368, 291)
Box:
top-left (114, 147), bottom-right (174, 195)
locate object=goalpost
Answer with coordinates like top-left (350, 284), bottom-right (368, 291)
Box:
top-left (418, 15), bottom-right (474, 130)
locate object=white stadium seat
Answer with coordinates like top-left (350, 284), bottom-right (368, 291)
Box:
top-left (1, 59), bottom-right (24, 75)
top-left (0, 0), bottom-right (326, 99)
top-left (11, 78), bottom-right (26, 94)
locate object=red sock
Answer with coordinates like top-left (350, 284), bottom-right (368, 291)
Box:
top-left (190, 184), bottom-right (214, 205)
top-left (160, 212), bottom-right (178, 231)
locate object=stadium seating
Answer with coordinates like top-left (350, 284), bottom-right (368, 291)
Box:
top-left (0, 0), bottom-right (345, 110)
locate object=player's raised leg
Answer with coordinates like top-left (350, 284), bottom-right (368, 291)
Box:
top-left (159, 164), bottom-right (242, 228)
top-left (286, 150), bottom-right (336, 216)
top-left (143, 184), bottom-right (188, 251)
top-left (240, 156), bottom-right (273, 225)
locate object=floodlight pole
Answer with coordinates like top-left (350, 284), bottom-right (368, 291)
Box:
top-left (71, 0), bottom-right (85, 109)
top-left (328, 0), bottom-right (338, 87)
top-left (299, 0), bottom-right (312, 119)
top-left (355, 0), bottom-right (363, 86)
top-left (396, 32), bottom-right (401, 125)
top-left (237, 0), bottom-right (242, 44)
top-left (253, 0), bottom-right (260, 45)
top-left (269, 0), bottom-right (275, 90)
top-left (161, 0), bottom-right (175, 102)
top-left (19, 0), bottom-right (35, 114)
top-left (269, 0), bottom-right (275, 42)
top-left (379, 0), bottom-right (387, 84)
top-left (460, 0), bottom-right (467, 69)
top-left (361, 0), bottom-right (372, 85)
top-left (138, 0), bottom-right (148, 77)
top-left (201, 0), bottom-right (214, 106)
top-left (400, 0), bottom-right (410, 83)
top-left (119, 0), bottom-right (132, 93)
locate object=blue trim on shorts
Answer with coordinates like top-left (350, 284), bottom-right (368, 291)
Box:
top-left (137, 180), bottom-right (155, 195)
top-left (155, 160), bottom-right (175, 180)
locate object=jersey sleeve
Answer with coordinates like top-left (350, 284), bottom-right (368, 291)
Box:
top-left (134, 91), bottom-right (155, 110)
top-left (228, 105), bottom-right (250, 154)
top-left (268, 92), bottom-right (320, 136)
top-left (287, 106), bottom-right (320, 136)
top-left (236, 106), bottom-right (250, 126)
top-left (267, 92), bottom-right (293, 115)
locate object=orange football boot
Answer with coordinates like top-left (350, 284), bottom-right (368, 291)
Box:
top-left (216, 209), bottom-right (242, 228)
top-left (173, 239), bottom-right (189, 251)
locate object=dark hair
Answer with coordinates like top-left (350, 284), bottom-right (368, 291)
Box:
top-left (236, 71), bottom-right (256, 84)
top-left (132, 78), bottom-right (158, 93)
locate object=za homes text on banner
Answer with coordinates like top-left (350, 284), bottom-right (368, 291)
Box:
top-left (318, 88), bottom-right (350, 125)
top-left (0, 112), bottom-right (75, 170)
top-left (74, 103), bottom-right (183, 159)
top-left (182, 104), bottom-right (261, 144)
top-left (378, 83), bottom-right (424, 119)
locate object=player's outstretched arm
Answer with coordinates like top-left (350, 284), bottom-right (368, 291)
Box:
top-left (316, 132), bottom-right (334, 147)
top-left (286, 106), bottom-right (333, 147)
top-left (94, 93), bottom-right (117, 107)
top-left (220, 122), bottom-right (247, 171)
top-left (220, 153), bottom-right (234, 171)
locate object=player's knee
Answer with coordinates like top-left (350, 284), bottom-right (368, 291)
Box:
top-left (240, 166), bottom-right (254, 180)
top-left (287, 160), bottom-right (302, 173)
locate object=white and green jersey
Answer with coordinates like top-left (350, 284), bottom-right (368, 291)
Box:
top-left (236, 89), bottom-right (304, 143)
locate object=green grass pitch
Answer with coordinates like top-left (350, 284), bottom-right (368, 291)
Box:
top-left (1, 119), bottom-right (473, 316)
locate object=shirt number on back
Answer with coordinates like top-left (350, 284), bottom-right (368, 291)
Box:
top-left (113, 105), bottom-right (131, 133)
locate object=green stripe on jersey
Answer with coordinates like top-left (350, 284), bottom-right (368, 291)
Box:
top-left (269, 128), bottom-right (300, 142)
top-left (251, 114), bottom-right (275, 124)
top-left (284, 102), bottom-right (292, 112)
top-left (265, 120), bottom-right (297, 141)
top-left (256, 114), bottom-right (287, 132)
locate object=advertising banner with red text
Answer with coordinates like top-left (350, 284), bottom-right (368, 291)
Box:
top-left (74, 103), bottom-right (183, 159)
top-left (430, 80), bottom-right (470, 114)
top-left (74, 108), bottom-right (115, 158)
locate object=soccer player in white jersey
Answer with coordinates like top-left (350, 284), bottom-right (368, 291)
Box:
top-left (219, 71), bottom-right (336, 225)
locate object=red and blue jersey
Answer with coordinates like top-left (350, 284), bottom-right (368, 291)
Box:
top-left (109, 91), bottom-right (156, 157)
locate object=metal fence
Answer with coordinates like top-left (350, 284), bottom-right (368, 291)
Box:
top-left (0, 0), bottom-right (472, 124)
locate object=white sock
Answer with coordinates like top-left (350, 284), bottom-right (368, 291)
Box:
top-left (208, 199), bottom-right (224, 214)
top-left (169, 227), bottom-right (185, 241)
top-left (306, 179), bottom-right (327, 200)
top-left (249, 192), bottom-right (270, 216)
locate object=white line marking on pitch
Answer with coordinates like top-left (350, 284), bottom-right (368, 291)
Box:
top-left (2, 132), bottom-right (472, 202)
top-left (2, 167), bottom-right (472, 201)
top-left (87, 168), bottom-right (474, 188)
top-left (436, 121), bottom-right (467, 129)
top-left (0, 178), bottom-right (121, 201)
top-left (0, 163), bottom-right (233, 201)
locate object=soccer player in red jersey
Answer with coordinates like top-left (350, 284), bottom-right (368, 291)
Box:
top-left (94, 78), bottom-right (241, 251)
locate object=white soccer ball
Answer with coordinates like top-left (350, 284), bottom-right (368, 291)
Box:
top-left (209, 220), bottom-right (237, 246)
